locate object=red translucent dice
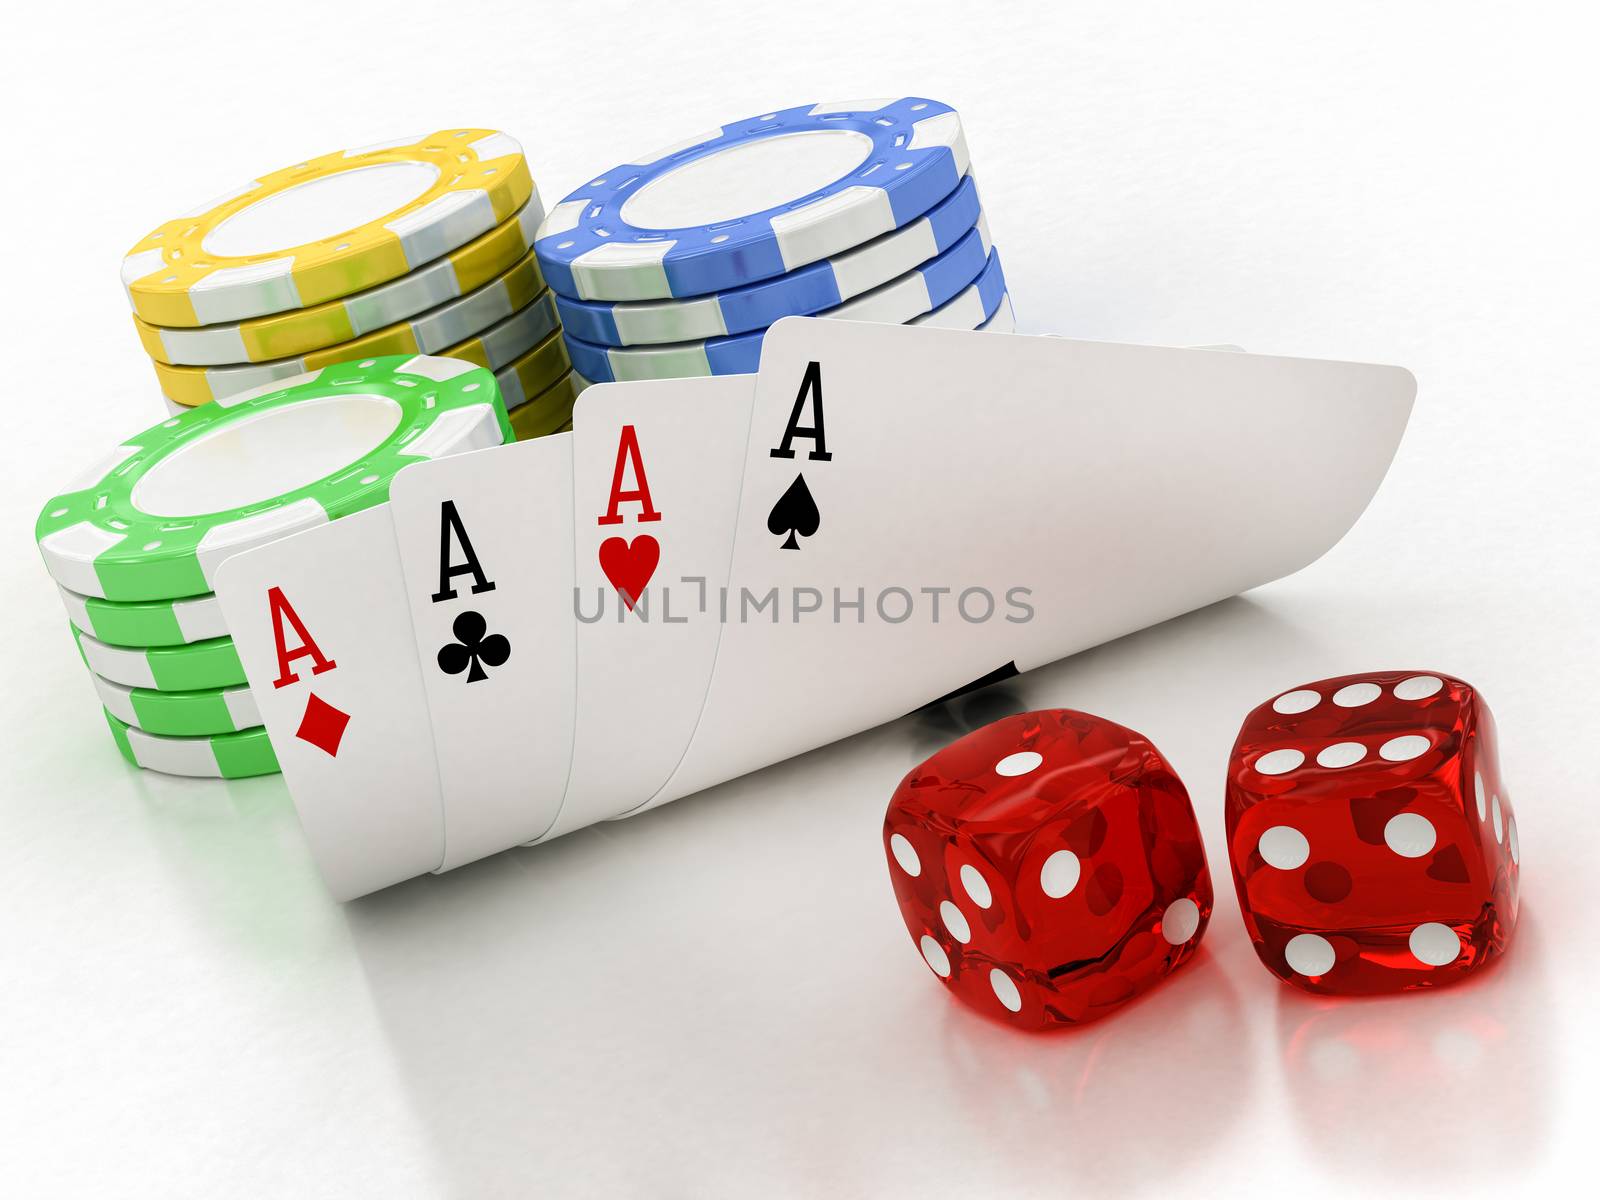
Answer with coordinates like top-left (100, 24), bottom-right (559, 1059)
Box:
top-left (1226, 671), bottom-right (1519, 994)
top-left (883, 709), bottom-right (1213, 1030)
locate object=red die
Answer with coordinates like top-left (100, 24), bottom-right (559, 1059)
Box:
top-left (883, 709), bottom-right (1213, 1030)
top-left (1226, 671), bottom-right (1519, 995)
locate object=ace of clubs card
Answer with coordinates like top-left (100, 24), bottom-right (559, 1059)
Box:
top-left (387, 435), bottom-right (577, 868)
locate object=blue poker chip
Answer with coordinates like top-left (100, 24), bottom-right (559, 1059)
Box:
top-left (535, 98), bottom-right (971, 302)
top-left (555, 174), bottom-right (984, 347)
top-left (565, 231), bottom-right (1003, 383)
top-left (910, 248), bottom-right (1007, 331)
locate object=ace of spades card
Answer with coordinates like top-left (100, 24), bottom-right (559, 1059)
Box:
top-left (650, 328), bottom-right (970, 808)
top-left (388, 435), bottom-right (578, 869)
top-left (543, 376), bottom-right (755, 838)
top-left (653, 316), bottom-right (1415, 808)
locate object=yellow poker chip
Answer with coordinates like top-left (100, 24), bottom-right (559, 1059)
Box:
top-left (509, 371), bottom-right (586, 441)
top-left (157, 329), bottom-right (573, 422)
top-left (122, 129), bottom-right (533, 328)
top-left (133, 198), bottom-right (545, 366)
top-left (498, 327), bottom-right (572, 410)
top-left (155, 289), bottom-right (560, 406)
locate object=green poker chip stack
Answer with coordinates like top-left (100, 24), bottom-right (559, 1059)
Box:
top-left (102, 710), bottom-right (280, 780)
top-left (35, 355), bottom-right (512, 778)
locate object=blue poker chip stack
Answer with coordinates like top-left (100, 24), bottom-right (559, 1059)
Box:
top-left (534, 98), bottom-right (1012, 384)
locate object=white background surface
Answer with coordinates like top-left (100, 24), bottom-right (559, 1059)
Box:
top-left (2, 3), bottom-right (1595, 1196)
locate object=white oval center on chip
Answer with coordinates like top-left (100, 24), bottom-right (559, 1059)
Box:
top-left (131, 394), bottom-right (402, 516)
top-left (620, 130), bottom-right (875, 228)
top-left (203, 162), bottom-right (443, 256)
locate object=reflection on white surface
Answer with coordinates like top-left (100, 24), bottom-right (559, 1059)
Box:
top-left (1275, 912), bottom-right (1551, 1182)
top-left (933, 949), bottom-right (1250, 1194)
top-left (343, 853), bottom-right (1259, 1197)
top-left (335, 596), bottom-right (1562, 1196)
top-left (338, 599), bottom-right (1305, 1196)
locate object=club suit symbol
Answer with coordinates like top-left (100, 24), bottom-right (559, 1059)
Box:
top-left (437, 610), bottom-right (511, 683)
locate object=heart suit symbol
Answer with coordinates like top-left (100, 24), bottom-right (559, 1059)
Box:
top-left (598, 534), bottom-right (660, 610)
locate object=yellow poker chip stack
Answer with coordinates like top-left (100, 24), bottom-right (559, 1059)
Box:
top-left (124, 128), bottom-right (584, 439)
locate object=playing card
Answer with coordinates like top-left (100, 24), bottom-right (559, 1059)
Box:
top-left (538, 376), bottom-right (755, 838)
top-left (652, 316), bottom-right (1415, 805)
top-left (213, 505), bottom-right (445, 900)
top-left (387, 435), bottom-right (577, 869)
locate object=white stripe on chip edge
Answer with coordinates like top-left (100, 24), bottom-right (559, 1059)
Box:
top-left (569, 240), bottom-right (677, 302)
top-left (912, 274), bottom-right (993, 330)
top-left (93, 674), bottom-right (139, 725)
top-left (388, 189), bottom-right (496, 266)
top-left (195, 499), bottom-right (329, 589)
top-left (606, 342), bottom-right (714, 383)
top-left (398, 354), bottom-right (476, 382)
top-left (190, 260), bottom-right (304, 325)
top-left (173, 594), bottom-right (230, 642)
top-left (611, 294), bottom-right (730, 345)
top-left (771, 186), bottom-right (896, 274)
top-left (40, 523), bottom-right (129, 596)
top-left (829, 180), bottom-right (978, 300)
top-left (403, 404), bottom-right (507, 460)
top-left (222, 685), bottom-right (262, 731)
top-left (56, 584), bottom-right (94, 632)
top-left (80, 635), bottom-right (158, 690)
top-left (124, 724), bottom-right (220, 776)
top-left (978, 295), bottom-right (1016, 332)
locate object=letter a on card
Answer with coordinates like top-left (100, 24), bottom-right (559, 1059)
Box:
top-left (548, 377), bottom-right (755, 838)
top-left (215, 505), bottom-right (448, 900)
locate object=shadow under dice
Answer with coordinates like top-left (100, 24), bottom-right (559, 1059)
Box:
top-left (1226, 672), bottom-right (1520, 995)
top-left (883, 709), bottom-right (1213, 1031)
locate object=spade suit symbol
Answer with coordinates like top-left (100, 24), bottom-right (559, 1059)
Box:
top-left (767, 473), bottom-right (820, 550)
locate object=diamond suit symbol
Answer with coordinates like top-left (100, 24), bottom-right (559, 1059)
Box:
top-left (296, 692), bottom-right (350, 757)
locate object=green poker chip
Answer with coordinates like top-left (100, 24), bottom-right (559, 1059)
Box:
top-left (103, 709), bottom-right (279, 779)
top-left (92, 672), bottom-right (259, 737)
top-left (36, 354), bottom-right (512, 602)
top-left (57, 584), bottom-right (227, 648)
top-left (73, 625), bottom-right (245, 691)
